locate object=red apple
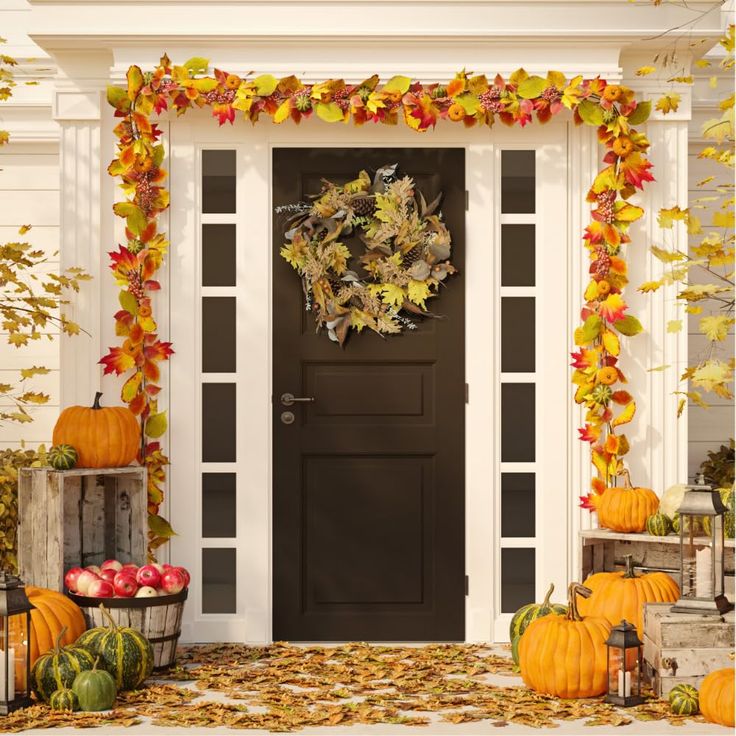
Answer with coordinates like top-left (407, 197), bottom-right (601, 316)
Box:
top-left (121, 563), bottom-right (139, 572)
top-left (64, 567), bottom-right (84, 593)
top-left (85, 565), bottom-right (102, 576)
top-left (135, 586), bottom-right (158, 598)
top-left (99, 569), bottom-right (117, 584)
top-left (87, 579), bottom-right (114, 598)
top-left (136, 565), bottom-right (161, 589)
top-left (154, 563), bottom-right (167, 573)
top-left (175, 566), bottom-right (190, 588)
top-left (113, 572), bottom-right (138, 598)
top-left (101, 559), bottom-right (123, 573)
top-left (76, 570), bottom-right (100, 595)
top-left (161, 563), bottom-right (172, 571)
top-left (160, 568), bottom-right (185, 595)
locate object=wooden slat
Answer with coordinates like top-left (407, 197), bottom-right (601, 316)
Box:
top-left (62, 475), bottom-right (82, 575)
top-left (17, 469), bottom-right (34, 585)
top-left (81, 475), bottom-right (106, 567)
top-left (103, 476), bottom-right (117, 562)
top-left (580, 528), bottom-right (735, 548)
top-left (644, 603), bottom-right (734, 648)
top-left (124, 471), bottom-right (147, 565)
top-left (644, 635), bottom-right (734, 678)
top-left (30, 469), bottom-right (48, 587)
top-left (115, 476), bottom-right (133, 563)
top-left (46, 472), bottom-right (63, 591)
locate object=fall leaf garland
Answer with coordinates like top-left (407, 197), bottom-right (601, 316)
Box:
top-left (104, 57), bottom-right (655, 542)
top-left (278, 166), bottom-right (455, 344)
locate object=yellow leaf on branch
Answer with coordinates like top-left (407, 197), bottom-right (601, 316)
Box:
top-left (612, 401), bottom-right (636, 428)
top-left (655, 94), bottom-right (680, 114)
top-left (700, 315), bottom-right (735, 342)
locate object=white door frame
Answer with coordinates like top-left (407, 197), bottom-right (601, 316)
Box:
top-left (166, 116), bottom-right (571, 644)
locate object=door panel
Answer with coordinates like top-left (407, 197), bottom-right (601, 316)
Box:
top-left (272, 147), bottom-right (465, 641)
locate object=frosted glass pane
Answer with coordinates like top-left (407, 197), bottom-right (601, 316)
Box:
top-left (202, 150), bottom-right (236, 213)
top-left (202, 297), bottom-right (236, 373)
top-left (202, 224), bottom-right (236, 286)
top-left (202, 473), bottom-right (236, 538)
top-left (501, 224), bottom-right (535, 286)
top-left (502, 297), bottom-right (535, 372)
top-left (502, 150), bottom-right (535, 213)
top-left (502, 473), bottom-right (535, 537)
top-left (502, 383), bottom-right (535, 462)
top-left (501, 548), bottom-right (535, 612)
top-left (202, 383), bottom-right (236, 462)
top-left (202, 548), bottom-right (236, 613)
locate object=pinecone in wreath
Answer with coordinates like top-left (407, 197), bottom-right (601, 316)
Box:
top-left (402, 246), bottom-right (425, 267)
top-left (352, 196), bottom-right (376, 217)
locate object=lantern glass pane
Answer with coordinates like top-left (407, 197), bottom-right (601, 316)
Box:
top-left (625, 647), bottom-right (641, 696)
top-left (9, 613), bottom-right (28, 699)
top-left (608, 647), bottom-right (623, 697)
top-left (713, 515), bottom-right (724, 596)
top-left (0, 616), bottom-right (8, 703)
top-left (680, 526), bottom-right (698, 599)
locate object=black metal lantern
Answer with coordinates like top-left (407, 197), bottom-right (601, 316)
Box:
top-left (0, 571), bottom-right (33, 714)
top-left (605, 619), bottom-right (644, 707)
top-left (671, 485), bottom-right (733, 615)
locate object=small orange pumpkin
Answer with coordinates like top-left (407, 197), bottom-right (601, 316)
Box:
top-left (519, 583), bottom-right (611, 699)
top-left (576, 554), bottom-right (679, 637)
top-left (52, 392), bottom-right (139, 468)
top-left (448, 103), bottom-right (466, 121)
top-left (591, 469), bottom-right (659, 532)
top-left (699, 667), bottom-right (735, 727)
top-left (11, 586), bottom-right (86, 665)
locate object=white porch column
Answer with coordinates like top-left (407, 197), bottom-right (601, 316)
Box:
top-left (53, 70), bottom-right (105, 408)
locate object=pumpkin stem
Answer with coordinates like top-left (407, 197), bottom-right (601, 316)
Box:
top-left (568, 583), bottom-right (592, 622)
top-left (541, 582), bottom-right (555, 608)
top-left (619, 467), bottom-right (634, 490)
top-left (92, 656), bottom-right (101, 672)
top-left (92, 392), bottom-right (103, 409)
top-left (98, 602), bottom-right (119, 631)
top-left (53, 625), bottom-right (68, 653)
top-left (622, 554), bottom-right (639, 579)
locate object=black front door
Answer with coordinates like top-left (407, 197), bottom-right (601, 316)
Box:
top-left (272, 147), bottom-right (465, 641)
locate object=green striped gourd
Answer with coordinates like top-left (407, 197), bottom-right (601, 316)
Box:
top-left (49, 687), bottom-right (80, 712)
top-left (672, 513), bottom-right (711, 536)
top-left (511, 634), bottom-right (521, 668)
top-left (75, 604), bottom-right (153, 691)
top-left (32, 626), bottom-right (95, 702)
top-left (718, 487), bottom-right (734, 539)
top-left (509, 583), bottom-right (567, 642)
top-left (668, 683), bottom-right (699, 715)
top-left (646, 512), bottom-right (672, 536)
top-left (48, 444), bottom-right (78, 470)
top-left (72, 658), bottom-right (116, 711)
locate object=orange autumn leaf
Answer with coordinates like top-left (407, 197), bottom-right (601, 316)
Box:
top-left (599, 293), bottom-right (627, 323)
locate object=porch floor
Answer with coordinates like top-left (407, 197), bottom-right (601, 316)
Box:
top-left (11, 643), bottom-right (727, 735)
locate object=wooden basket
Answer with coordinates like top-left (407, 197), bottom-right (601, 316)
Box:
top-left (68, 590), bottom-right (187, 670)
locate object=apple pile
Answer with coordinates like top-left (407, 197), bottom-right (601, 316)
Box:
top-left (65, 560), bottom-right (190, 599)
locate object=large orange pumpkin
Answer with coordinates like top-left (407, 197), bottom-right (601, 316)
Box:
top-left (576, 554), bottom-right (679, 637)
top-left (519, 583), bottom-right (611, 698)
top-left (591, 469), bottom-right (659, 532)
top-left (52, 392), bottom-right (139, 468)
top-left (699, 668), bottom-right (735, 727)
top-left (11, 586), bottom-right (86, 665)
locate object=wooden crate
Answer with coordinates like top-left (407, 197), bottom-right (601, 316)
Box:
top-left (18, 467), bottom-right (147, 591)
top-left (580, 528), bottom-right (735, 599)
top-left (642, 602), bottom-right (735, 697)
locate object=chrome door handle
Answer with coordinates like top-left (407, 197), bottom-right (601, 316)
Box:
top-left (280, 392), bottom-right (315, 407)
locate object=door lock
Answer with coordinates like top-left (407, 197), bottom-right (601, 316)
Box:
top-left (280, 411), bottom-right (296, 425)
top-left (280, 393), bottom-right (315, 407)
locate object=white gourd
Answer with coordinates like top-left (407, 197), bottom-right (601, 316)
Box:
top-left (660, 484), bottom-right (687, 519)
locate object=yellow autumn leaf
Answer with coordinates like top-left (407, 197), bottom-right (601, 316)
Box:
top-left (695, 59), bottom-right (712, 69)
top-left (655, 94), bottom-right (680, 114)
top-left (273, 99), bottom-right (292, 124)
top-left (687, 214), bottom-right (702, 234)
top-left (666, 320), bottom-right (682, 333)
top-left (407, 280), bottom-right (431, 310)
top-left (700, 315), bottom-right (734, 342)
top-left (584, 280), bottom-right (599, 301)
top-left (638, 280), bottom-right (662, 293)
top-left (635, 66), bottom-right (657, 77)
top-left (713, 209), bottom-right (735, 228)
top-left (379, 283), bottom-right (406, 308)
top-left (651, 246), bottom-right (686, 263)
top-left (612, 401), bottom-right (636, 428)
top-left (602, 330), bottom-right (620, 356)
top-left (18, 224), bottom-right (31, 235)
top-left (657, 206), bottom-right (688, 229)
top-left (691, 360), bottom-right (732, 392)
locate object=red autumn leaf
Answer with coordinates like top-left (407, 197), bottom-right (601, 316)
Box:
top-left (612, 390), bottom-right (633, 405)
top-left (143, 359), bottom-right (160, 382)
top-left (99, 346), bottom-right (136, 375)
top-left (144, 339), bottom-right (174, 361)
top-left (619, 152), bottom-right (655, 190)
top-left (128, 391), bottom-right (146, 415)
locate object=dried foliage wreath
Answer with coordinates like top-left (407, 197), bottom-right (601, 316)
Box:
top-left (278, 165), bottom-right (454, 344)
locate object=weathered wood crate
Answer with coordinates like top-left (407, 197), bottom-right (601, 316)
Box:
top-left (642, 602), bottom-right (735, 697)
top-left (18, 467), bottom-right (147, 591)
top-left (580, 528), bottom-right (735, 599)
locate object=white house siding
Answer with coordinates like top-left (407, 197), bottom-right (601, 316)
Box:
top-left (687, 32), bottom-right (735, 480)
top-left (0, 0), bottom-right (62, 451)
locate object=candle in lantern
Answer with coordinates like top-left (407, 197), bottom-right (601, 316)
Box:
top-left (0, 648), bottom-right (15, 701)
top-left (695, 546), bottom-right (713, 598)
top-left (617, 669), bottom-right (631, 698)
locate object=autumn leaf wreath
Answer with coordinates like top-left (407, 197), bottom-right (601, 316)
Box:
top-left (278, 165), bottom-right (456, 345)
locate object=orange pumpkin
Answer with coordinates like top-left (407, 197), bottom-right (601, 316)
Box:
top-left (519, 583), bottom-right (611, 698)
top-left (52, 392), bottom-right (139, 468)
top-left (700, 668), bottom-right (735, 727)
top-left (11, 586), bottom-right (86, 665)
top-left (591, 469), bottom-right (659, 532)
top-left (577, 554), bottom-right (679, 637)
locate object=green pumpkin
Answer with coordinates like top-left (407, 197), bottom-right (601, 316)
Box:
top-left (72, 658), bottom-right (116, 711)
top-left (48, 444), bottom-right (78, 470)
top-left (646, 512), bottom-right (672, 536)
top-left (49, 687), bottom-right (80, 712)
top-left (32, 626), bottom-right (95, 702)
top-left (509, 583), bottom-right (567, 642)
top-left (76, 604), bottom-right (153, 691)
top-left (511, 634), bottom-right (521, 667)
top-left (717, 487), bottom-right (735, 539)
top-left (668, 683), bottom-right (699, 715)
